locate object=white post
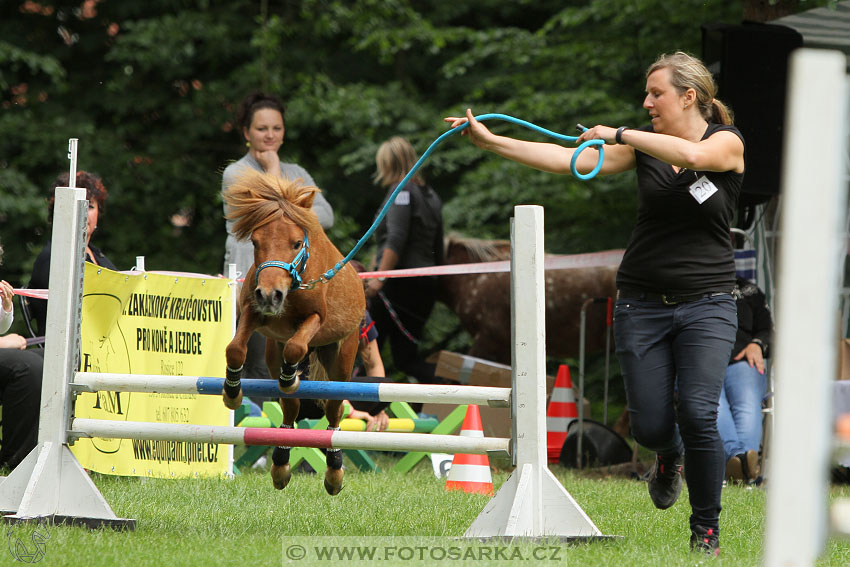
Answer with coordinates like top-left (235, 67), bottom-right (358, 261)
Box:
top-left (464, 205), bottom-right (605, 540)
top-left (228, 262), bottom-right (238, 473)
top-left (135, 256), bottom-right (146, 272)
top-left (763, 49), bottom-right (849, 567)
top-left (0, 140), bottom-right (134, 528)
top-left (67, 139), bottom-right (78, 188)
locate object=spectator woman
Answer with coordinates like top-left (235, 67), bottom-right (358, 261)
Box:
top-left (29, 171), bottom-right (117, 335)
top-left (222, 91), bottom-right (333, 278)
top-left (221, 92), bottom-right (334, 383)
top-left (445, 52), bottom-right (744, 554)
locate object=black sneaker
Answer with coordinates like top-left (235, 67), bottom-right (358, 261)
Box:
top-left (690, 524), bottom-right (720, 555)
top-left (648, 453), bottom-right (683, 509)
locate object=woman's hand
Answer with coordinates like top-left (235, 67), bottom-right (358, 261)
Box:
top-left (364, 410), bottom-right (389, 432)
top-left (253, 149), bottom-right (281, 176)
top-left (444, 109), bottom-right (497, 150)
top-left (346, 408), bottom-right (389, 432)
top-left (576, 125), bottom-right (618, 145)
top-left (0, 280), bottom-right (14, 313)
top-left (0, 333), bottom-right (27, 350)
top-left (733, 342), bottom-right (765, 375)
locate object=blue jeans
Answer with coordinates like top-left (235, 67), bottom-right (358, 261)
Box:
top-left (613, 294), bottom-right (737, 530)
top-left (717, 360), bottom-right (766, 461)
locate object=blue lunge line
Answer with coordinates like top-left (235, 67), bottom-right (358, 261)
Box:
top-left (317, 113), bottom-right (605, 284)
top-left (196, 377), bottom-right (382, 402)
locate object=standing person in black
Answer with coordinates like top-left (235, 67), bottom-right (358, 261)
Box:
top-left (29, 171), bottom-right (117, 336)
top-left (365, 136), bottom-right (444, 388)
top-left (446, 52), bottom-right (744, 555)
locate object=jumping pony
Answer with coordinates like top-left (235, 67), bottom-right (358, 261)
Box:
top-left (221, 169), bottom-right (364, 495)
top-left (438, 235), bottom-right (619, 364)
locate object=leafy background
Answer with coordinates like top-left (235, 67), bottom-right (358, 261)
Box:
top-left (0, 0), bottom-right (830, 361)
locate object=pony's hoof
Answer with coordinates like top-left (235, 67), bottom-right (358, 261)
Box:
top-left (278, 374), bottom-right (300, 394)
top-left (324, 468), bottom-right (344, 495)
top-left (271, 463), bottom-right (292, 490)
top-left (222, 389), bottom-right (243, 410)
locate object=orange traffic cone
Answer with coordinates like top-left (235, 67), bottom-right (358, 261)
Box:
top-left (445, 405), bottom-right (494, 495)
top-left (546, 364), bottom-right (578, 463)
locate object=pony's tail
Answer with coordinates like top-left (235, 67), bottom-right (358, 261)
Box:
top-left (310, 346), bottom-right (332, 412)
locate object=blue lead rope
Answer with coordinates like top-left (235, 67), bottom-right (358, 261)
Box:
top-left (313, 113), bottom-right (605, 286)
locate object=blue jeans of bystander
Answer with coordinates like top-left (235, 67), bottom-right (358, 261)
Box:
top-left (717, 360), bottom-right (767, 461)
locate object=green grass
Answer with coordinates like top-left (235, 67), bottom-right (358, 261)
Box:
top-left (4, 454), bottom-right (850, 567)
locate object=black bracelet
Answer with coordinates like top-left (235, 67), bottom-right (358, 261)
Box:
top-left (615, 126), bottom-right (630, 145)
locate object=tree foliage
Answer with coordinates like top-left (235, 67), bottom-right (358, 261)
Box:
top-left (0, 0), bottom-right (830, 290)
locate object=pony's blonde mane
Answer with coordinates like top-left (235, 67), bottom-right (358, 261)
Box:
top-left (224, 168), bottom-right (322, 240)
top-left (445, 233), bottom-right (511, 261)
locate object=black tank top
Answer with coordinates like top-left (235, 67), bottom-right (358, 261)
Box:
top-left (616, 123), bottom-right (745, 295)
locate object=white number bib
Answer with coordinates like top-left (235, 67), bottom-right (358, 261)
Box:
top-left (689, 175), bottom-right (718, 204)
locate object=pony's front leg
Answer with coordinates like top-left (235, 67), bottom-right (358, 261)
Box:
top-left (266, 340), bottom-right (299, 490)
top-left (222, 309), bottom-right (259, 410)
top-left (278, 313), bottom-right (322, 393)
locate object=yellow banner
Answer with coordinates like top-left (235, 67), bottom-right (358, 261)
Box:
top-left (70, 264), bottom-right (235, 478)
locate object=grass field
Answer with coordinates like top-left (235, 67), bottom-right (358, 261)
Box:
top-left (4, 454), bottom-right (850, 567)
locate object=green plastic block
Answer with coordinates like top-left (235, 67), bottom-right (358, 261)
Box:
top-left (234, 445), bottom-right (269, 470)
top-left (262, 401), bottom-right (284, 427)
top-left (290, 447), bottom-right (327, 474)
top-left (393, 404), bottom-right (468, 474)
top-left (344, 449), bottom-right (379, 472)
top-left (234, 402), bottom-right (251, 426)
top-left (389, 401), bottom-right (418, 419)
top-left (238, 416), bottom-right (273, 428)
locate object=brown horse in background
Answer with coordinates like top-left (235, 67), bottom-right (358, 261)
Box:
top-left (438, 235), bottom-right (620, 365)
top-left (222, 169), bottom-right (364, 495)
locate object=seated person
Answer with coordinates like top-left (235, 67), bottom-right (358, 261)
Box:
top-left (0, 241), bottom-right (44, 471)
top-left (296, 308), bottom-right (390, 431)
top-left (344, 310), bottom-right (390, 432)
top-left (29, 171), bottom-right (116, 335)
top-left (717, 277), bottom-right (772, 484)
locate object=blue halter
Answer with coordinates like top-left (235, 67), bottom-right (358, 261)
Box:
top-left (254, 232), bottom-right (310, 291)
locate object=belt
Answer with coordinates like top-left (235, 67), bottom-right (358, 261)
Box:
top-left (617, 289), bottom-right (730, 305)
